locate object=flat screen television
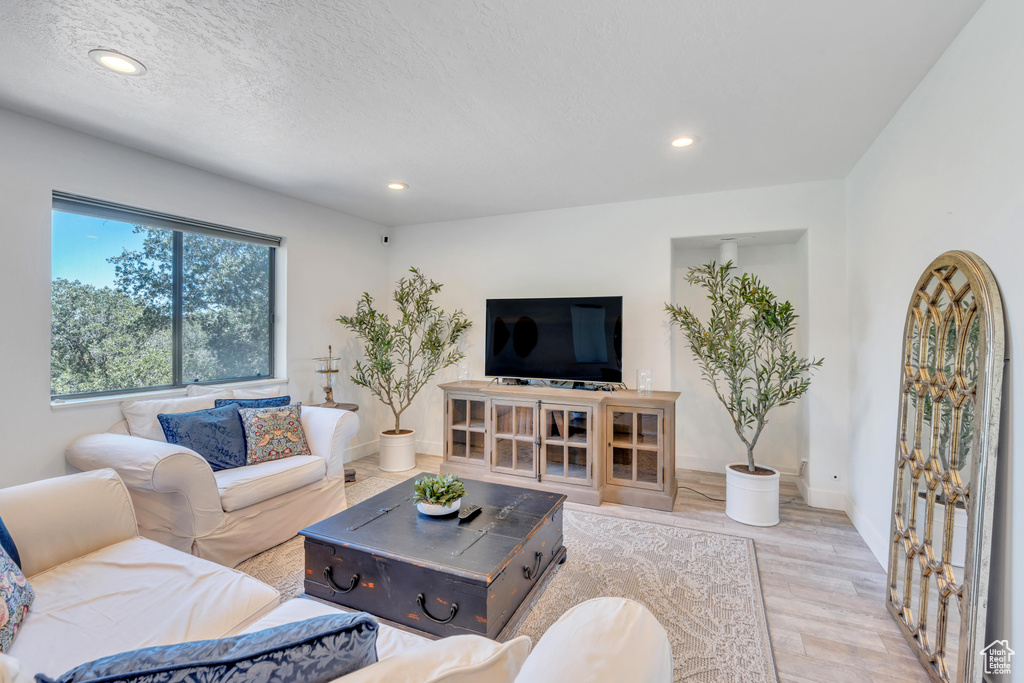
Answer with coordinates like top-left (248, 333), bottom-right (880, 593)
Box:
top-left (485, 296), bottom-right (623, 383)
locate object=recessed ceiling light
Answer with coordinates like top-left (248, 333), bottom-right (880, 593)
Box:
top-left (89, 49), bottom-right (146, 76)
top-left (671, 137), bottom-right (696, 148)
top-left (387, 182), bottom-right (408, 190)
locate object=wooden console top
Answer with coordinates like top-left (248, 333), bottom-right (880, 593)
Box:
top-left (438, 381), bottom-right (679, 407)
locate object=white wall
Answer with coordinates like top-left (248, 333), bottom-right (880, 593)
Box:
top-left (845, 0), bottom-right (1022, 672)
top-left (3, 0), bottom-right (1015, 656)
top-left (387, 180), bottom-right (849, 508)
top-left (671, 239), bottom-right (810, 480)
top-left (0, 107), bottom-right (392, 488)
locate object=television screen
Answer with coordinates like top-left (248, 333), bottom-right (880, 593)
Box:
top-left (485, 296), bottom-right (622, 382)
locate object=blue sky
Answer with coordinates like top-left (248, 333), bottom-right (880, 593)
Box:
top-left (52, 211), bottom-right (146, 288)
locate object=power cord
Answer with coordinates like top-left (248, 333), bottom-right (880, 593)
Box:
top-left (677, 486), bottom-right (725, 502)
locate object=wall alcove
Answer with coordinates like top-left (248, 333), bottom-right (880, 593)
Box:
top-left (669, 229), bottom-right (812, 486)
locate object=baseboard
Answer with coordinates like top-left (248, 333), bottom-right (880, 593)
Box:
top-left (676, 455), bottom-right (741, 475)
top-left (344, 438), bottom-right (444, 461)
top-left (795, 477), bottom-right (810, 504)
top-left (676, 455), bottom-right (800, 478)
top-left (416, 439), bottom-right (443, 457)
top-left (676, 455), bottom-right (848, 510)
top-left (802, 486), bottom-right (847, 511)
top-left (845, 496), bottom-right (888, 570)
top-left (344, 439), bottom-right (380, 462)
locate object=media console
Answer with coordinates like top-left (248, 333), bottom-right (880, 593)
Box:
top-left (439, 381), bottom-right (680, 511)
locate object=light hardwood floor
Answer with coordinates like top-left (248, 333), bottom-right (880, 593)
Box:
top-left (346, 453), bottom-right (927, 683)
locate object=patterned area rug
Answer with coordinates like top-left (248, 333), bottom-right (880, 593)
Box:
top-left (237, 476), bottom-right (778, 683)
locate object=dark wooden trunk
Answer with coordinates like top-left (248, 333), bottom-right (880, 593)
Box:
top-left (301, 476), bottom-right (565, 639)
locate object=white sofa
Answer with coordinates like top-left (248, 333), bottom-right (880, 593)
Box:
top-left (65, 390), bottom-right (359, 567)
top-left (0, 470), bottom-right (673, 682)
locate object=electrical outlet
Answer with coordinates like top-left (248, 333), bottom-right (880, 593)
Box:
top-left (798, 459), bottom-right (808, 477)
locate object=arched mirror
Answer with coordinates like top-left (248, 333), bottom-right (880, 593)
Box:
top-left (887, 251), bottom-right (1006, 682)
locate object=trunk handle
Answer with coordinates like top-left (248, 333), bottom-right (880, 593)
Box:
top-left (417, 593), bottom-right (459, 624)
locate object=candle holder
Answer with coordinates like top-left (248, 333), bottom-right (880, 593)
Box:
top-left (313, 345), bottom-right (341, 407)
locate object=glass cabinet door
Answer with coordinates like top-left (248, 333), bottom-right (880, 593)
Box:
top-left (606, 406), bottom-right (664, 490)
top-left (491, 400), bottom-right (537, 477)
top-left (540, 404), bottom-right (592, 485)
top-left (446, 394), bottom-right (487, 465)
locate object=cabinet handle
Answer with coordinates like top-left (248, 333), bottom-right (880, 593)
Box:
top-left (523, 551), bottom-right (544, 580)
top-left (324, 567), bottom-right (359, 594)
top-left (416, 593), bottom-right (459, 624)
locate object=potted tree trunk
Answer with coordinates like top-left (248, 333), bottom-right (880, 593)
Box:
top-left (666, 262), bottom-right (822, 526)
top-left (338, 268), bottom-right (471, 472)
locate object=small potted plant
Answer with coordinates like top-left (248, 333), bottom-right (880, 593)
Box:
top-left (666, 261), bottom-right (822, 526)
top-left (338, 268), bottom-right (471, 472)
top-left (409, 473), bottom-right (467, 516)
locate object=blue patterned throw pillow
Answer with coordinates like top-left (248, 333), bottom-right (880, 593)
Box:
top-left (0, 516), bottom-right (20, 570)
top-left (36, 612), bottom-right (379, 683)
top-left (214, 395), bottom-right (291, 410)
top-left (158, 404), bottom-right (247, 472)
top-left (1, 544), bottom-right (33, 653)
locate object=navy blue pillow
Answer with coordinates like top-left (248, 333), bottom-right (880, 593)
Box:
top-left (35, 612), bottom-right (379, 683)
top-left (158, 404), bottom-right (247, 472)
top-left (214, 395), bottom-right (291, 410)
top-left (0, 516), bottom-right (20, 570)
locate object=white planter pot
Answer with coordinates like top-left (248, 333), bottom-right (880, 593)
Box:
top-left (725, 463), bottom-right (780, 527)
top-left (379, 430), bottom-right (416, 472)
top-left (417, 499), bottom-right (462, 516)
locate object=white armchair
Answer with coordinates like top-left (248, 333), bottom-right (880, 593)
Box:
top-left (66, 403), bottom-right (359, 567)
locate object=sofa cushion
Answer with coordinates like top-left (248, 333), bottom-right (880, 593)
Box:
top-left (339, 634), bottom-right (532, 683)
top-left (16, 537), bottom-right (279, 677)
top-left (239, 404), bottom-right (311, 465)
top-left (0, 547), bottom-right (32, 654)
top-left (0, 652), bottom-right (27, 683)
top-left (514, 597), bottom-right (673, 683)
top-left (120, 395), bottom-right (229, 442)
top-left (0, 518), bottom-right (18, 570)
top-left (241, 598), bottom-right (428, 662)
top-left (215, 396), bottom-right (290, 410)
top-left (0, 470), bottom-right (138, 580)
top-left (38, 613), bottom-right (378, 683)
top-left (215, 456), bottom-right (326, 512)
top-left (158, 404), bottom-right (248, 472)
top-left (187, 384), bottom-right (283, 399)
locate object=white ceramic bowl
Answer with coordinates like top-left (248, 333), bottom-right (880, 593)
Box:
top-left (416, 499), bottom-right (462, 516)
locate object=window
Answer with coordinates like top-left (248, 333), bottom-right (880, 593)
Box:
top-left (51, 192), bottom-right (278, 398)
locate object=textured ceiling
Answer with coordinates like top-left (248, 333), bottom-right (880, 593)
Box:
top-left (0, 1), bottom-right (982, 226)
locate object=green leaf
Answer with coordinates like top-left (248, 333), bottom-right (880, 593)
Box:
top-left (337, 268), bottom-right (472, 432)
top-left (665, 261), bottom-right (822, 468)
top-left (407, 474), bottom-right (467, 506)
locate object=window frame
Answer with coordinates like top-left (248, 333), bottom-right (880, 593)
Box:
top-left (51, 192), bottom-right (280, 400)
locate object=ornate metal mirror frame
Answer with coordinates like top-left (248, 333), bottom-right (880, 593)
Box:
top-left (886, 251), bottom-right (1006, 682)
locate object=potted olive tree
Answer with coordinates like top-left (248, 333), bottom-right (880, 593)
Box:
top-left (666, 262), bottom-right (822, 526)
top-left (338, 268), bottom-right (471, 472)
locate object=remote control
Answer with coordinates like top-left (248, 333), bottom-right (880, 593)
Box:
top-left (458, 504), bottom-right (483, 522)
